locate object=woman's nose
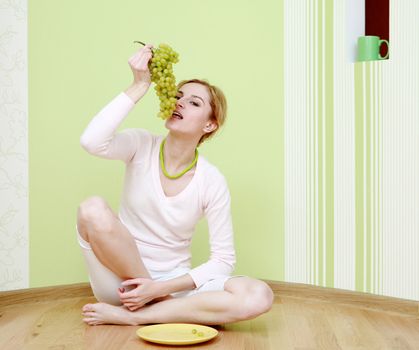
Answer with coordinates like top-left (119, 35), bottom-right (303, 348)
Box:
top-left (176, 99), bottom-right (185, 108)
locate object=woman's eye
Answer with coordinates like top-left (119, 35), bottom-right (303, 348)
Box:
top-left (175, 96), bottom-right (181, 100)
top-left (191, 101), bottom-right (199, 106)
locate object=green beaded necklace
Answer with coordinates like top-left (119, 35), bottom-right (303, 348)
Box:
top-left (159, 138), bottom-right (199, 180)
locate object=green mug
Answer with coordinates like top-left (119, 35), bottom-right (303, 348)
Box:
top-left (357, 36), bottom-right (389, 61)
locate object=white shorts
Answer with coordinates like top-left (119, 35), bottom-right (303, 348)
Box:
top-left (77, 228), bottom-right (241, 305)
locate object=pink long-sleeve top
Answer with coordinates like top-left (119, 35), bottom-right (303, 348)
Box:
top-left (80, 92), bottom-right (236, 288)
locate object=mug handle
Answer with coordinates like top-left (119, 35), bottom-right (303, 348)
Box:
top-left (379, 40), bottom-right (389, 59)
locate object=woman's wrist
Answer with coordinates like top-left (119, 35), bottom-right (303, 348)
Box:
top-left (124, 82), bottom-right (150, 104)
top-left (158, 280), bottom-right (173, 297)
top-left (159, 274), bottom-right (196, 295)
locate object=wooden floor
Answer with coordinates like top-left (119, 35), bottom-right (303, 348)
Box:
top-left (1, 283), bottom-right (419, 350)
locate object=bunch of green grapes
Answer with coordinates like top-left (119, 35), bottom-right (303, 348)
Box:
top-left (149, 44), bottom-right (180, 119)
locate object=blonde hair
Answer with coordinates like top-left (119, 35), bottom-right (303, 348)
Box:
top-left (177, 79), bottom-right (227, 146)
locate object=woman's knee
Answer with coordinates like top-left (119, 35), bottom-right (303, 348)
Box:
top-left (227, 278), bottom-right (274, 320)
top-left (250, 280), bottom-right (274, 314)
top-left (77, 196), bottom-right (114, 233)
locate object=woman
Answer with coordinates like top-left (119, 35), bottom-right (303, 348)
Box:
top-left (77, 44), bottom-right (274, 326)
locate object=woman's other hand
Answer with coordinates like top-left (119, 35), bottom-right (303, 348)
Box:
top-left (118, 277), bottom-right (168, 311)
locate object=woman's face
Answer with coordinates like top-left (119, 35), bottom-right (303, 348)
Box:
top-left (164, 83), bottom-right (216, 140)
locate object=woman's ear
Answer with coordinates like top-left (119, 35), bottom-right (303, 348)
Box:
top-left (204, 122), bottom-right (217, 133)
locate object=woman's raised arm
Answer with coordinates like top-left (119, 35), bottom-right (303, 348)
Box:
top-left (80, 44), bottom-right (154, 161)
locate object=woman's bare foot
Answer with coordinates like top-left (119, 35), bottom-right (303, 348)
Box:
top-left (82, 303), bottom-right (138, 326)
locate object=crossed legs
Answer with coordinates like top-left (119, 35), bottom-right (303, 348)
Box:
top-left (82, 276), bottom-right (274, 326)
top-left (77, 196), bottom-right (274, 326)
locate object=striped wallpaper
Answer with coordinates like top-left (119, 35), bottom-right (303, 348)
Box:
top-left (285, 0), bottom-right (419, 300)
top-left (354, 62), bottom-right (383, 294)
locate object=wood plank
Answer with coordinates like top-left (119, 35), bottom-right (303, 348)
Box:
top-left (266, 280), bottom-right (419, 318)
top-left (1, 280), bottom-right (418, 318)
top-left (0, 283), bottom-right (93, 307)
top-left (1, 292), bottom-right (419, 349)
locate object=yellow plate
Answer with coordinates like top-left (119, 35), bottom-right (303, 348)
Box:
top-left (136, 323), bottom-right (218, 345)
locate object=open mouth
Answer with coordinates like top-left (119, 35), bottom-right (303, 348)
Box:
top-left (172, 111), bottom-right (183, 120)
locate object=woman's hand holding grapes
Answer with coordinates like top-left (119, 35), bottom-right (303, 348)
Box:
top-left (124, 44), bottom-right (154, 103)
top-left (128, 43), bottom-right (153, 88)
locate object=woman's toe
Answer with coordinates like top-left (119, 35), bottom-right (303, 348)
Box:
top-left (82, 303), bottom-right (95, 312)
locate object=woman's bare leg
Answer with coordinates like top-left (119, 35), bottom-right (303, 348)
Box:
top-left (82, 277), bottom-right (274, 326)
top-left (77, 196), bottom-right (151, 280)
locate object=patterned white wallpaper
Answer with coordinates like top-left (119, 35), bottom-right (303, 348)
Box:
top-left (0, 0), bottom-right (28, 291)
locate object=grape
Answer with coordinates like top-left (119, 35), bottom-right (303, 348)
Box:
top-left (148, 43), bottom-right (179, 119)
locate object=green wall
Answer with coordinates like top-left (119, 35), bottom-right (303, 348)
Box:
top-left (29, 0), bottom-right (284, 287)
